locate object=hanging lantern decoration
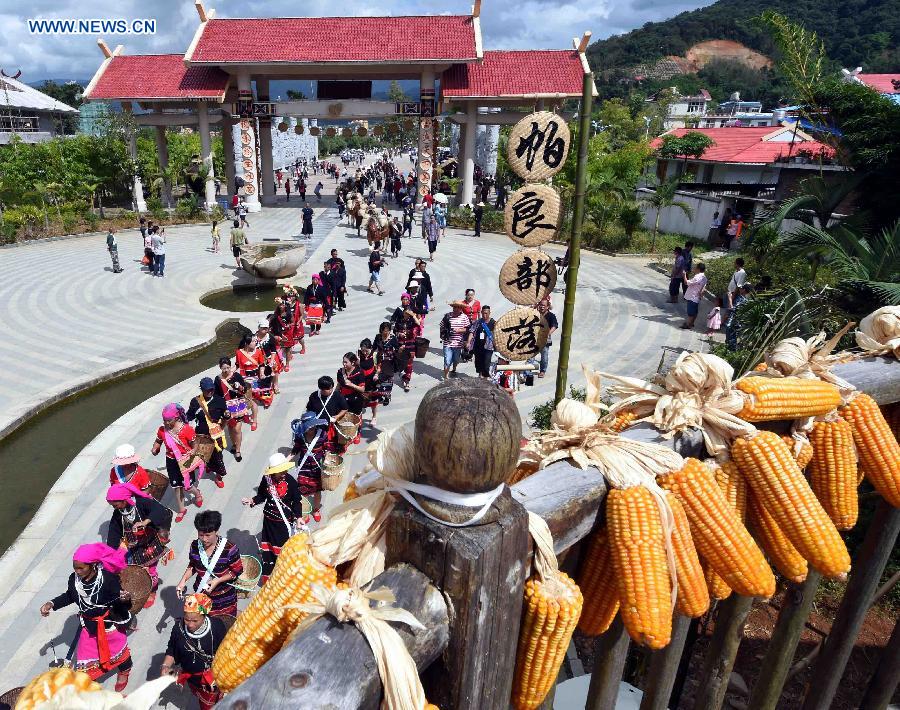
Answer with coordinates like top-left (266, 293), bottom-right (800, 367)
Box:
top-left (325, 127), bottom-right (336, 137)
top-left (357, 126), bottom-right (368, 137)
top-left (295, 124), bottom-right (305, 135)
top-left (309, 126), bottom-right (320, 136)
top-left (341, 127), bottom-right (353, 138)
top-left (373, 124), bottom-right (384, 136)
top-left (277, 121), bottom-right (289, 132)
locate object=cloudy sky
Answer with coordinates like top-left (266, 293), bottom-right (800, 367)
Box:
top-left (0, 0), bottom-right (714, 81)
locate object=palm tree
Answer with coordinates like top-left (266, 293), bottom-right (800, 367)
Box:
top-left (25, 182), bottom-right (51, 232)
top-left (761, 175), bottom-right (863, 282)
top-left (586, 172), bottom-right (627, 237)
top-left (639, 176), bottom-right (693, 250)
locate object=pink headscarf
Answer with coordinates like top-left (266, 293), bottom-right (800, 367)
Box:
top-left (311, 273), bottom-right (322, 284)
top-left (162, 403), bottom-right (180, 419)
top-left (106, 482), bottom-right (152, 505)
top-left (73, 543), bottom-right (127, 573)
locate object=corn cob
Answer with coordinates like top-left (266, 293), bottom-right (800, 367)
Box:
top-left (343, 481), bottom-right (359, 502)
top-left (511, 571), bottom-right (583, 710)
top-left (841, 393), bottom-right (900, 507)
top-left (753, 362), bottom-right (768, 372)
top-left (576, 529), bottom-right (620, 636)
top-left (782, 434), bottom-right (814, 469)
top-left (16, 668), bottom-right (101, 710)
top-left (607, 486), bottom-right (672, 649)
top-left (668, 494), bottom-right (710, 617)
top-left (735, 376), bottom-right (842, 422)
top-left (610, 411), bottom-right (637, 433)
top-left (732, 432), bottom-right (850, 578)
top-left (212, 533), bottom-right (337, 692)
top-left (748, 493), bottom-right (808, 583)
top-left (703, 460), bottom-right (748, 600)
top-left (658, 458), bottom-right (774, 598)
top-left (808, 418), bottom-right (859, 530)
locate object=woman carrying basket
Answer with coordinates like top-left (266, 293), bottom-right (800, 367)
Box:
top-left (241, 453), bottom-right (307, 583)
top-left (214, 356), bottom-right (256, 459)
top-left (291, 412), bottom-right (328, 523)
top-left (185, 378), bottom-right (230, 489)
top-left (390, 293), bottom-right (422, 393)
top-left (337, 352), bottom-right (367, 444)
top-left (372, 321), bottom-right (400, 421)
top-left (304, 274), bottom-right (327, 336)
top-left (160, 593), bottom-right (227, 710)
top-left (174, 511), bottom-right (242, 618)
top-left (151, 403), bottom-right (203, 524)
top-left (105, 482), bottom-right (172, 609)
top-left (40, 544), bottom-right (133, 691)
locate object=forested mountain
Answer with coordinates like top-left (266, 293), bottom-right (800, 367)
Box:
top-left (587, 0), bottom-right (899, 74)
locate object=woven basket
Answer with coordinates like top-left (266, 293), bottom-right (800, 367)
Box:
top-left (119, 565), bottom-right (153, 614)
top-left (321, 453), bottom-right (345, 492)
top-left (503, 183), bottom-right (561, 247)
top-left (494, 307), bottom-right (550, 361)
top-left (335, 413), bottom-right (361, 442)
top-left (232, 555), bottom-right (262, 594)
top-left (0, 687), bottom-right (22, 709)
top-left (499, 248), bottom-right (557, 305)
top-left (196, 434), bottom-right (216, 464)
top-left (507, 111), bottom-right (571, 181)
top-left (147, 469), bottom-right (169, 501)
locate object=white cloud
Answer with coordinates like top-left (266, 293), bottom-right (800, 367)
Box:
top-left (0, 0), bottom-right (714, 80)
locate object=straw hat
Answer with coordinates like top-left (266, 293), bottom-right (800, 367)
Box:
top-left (265, 452), bottom-right (294, 476)
top-left (111, 444), bottom-right (140, 466)
top-left (448, 300), bottom-right (467, 309)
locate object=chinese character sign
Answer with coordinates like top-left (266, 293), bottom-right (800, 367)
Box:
top-left (495, 307), bottom-right (550, 361)
top-left (507, 111), bottom-right (571, 182)
top-left (503, 183), bottom-right (561, 247)
top-left (499, 248), bottom-right (557, 306)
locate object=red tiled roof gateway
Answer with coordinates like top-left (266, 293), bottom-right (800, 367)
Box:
top-left (188, 16), bottom-right (478, 64)
top-left (442, 50), bottom-right (587, 99)
top-left (85, 54), bottom-right (229, 101)
top-left (650, 127), bottom-right (834, 165)
top-left (857, 73), bottom-right (900, 94)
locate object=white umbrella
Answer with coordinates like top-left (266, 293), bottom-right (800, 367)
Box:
top-left (432, 193), bottom-right (449, 204)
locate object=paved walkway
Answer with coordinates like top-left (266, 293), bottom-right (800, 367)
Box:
top-left (0, 163), bottom-right (707, 702)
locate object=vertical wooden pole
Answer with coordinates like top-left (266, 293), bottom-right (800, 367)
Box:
top-left (802, 502), bottom-right (900, 710)
top-left (693, 595), bottom-right (754, 710)
top-left (554, 71), bottom-right (594, 405)
top-left (639, 614), bottom-right (692, 710)
top-left (585, 616), bottom-right (630, 710)
top-left (859, 618), bottom-right (900, 710)
top-left (747, 572), bottom-right (822, 710)
top-left (385, 380), bottom-right (530, 710)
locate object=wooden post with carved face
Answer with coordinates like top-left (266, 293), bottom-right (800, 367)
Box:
top-left (385, 379), bottom-right (530, 709)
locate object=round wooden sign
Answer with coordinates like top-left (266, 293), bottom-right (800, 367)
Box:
top-left (295, 124), bottom-right (304, 135)
top-left (244, 184), bottom-right (256, 195)
top-left (357, 127), bottom-right (368, 136)
top-left (494, 307), bottom-right (549, 361)
top-left (503, 183), bottom-right (562, 247)
top-left (241, 146), bottom-right (253, 158)
top-left (240, 133), bottom-right (252, 145)
top-left (373, 125), bottom-right (384, 136)
top-left (309, 126), bottom-right (320, 136)
top-left (277, 121), bottom-right (288, 132)
top-left (342, 127), bottom-right (353, 137)
top-left (326, 127), bottom-right (336, 137)
top-left (240, 119), bottom-right (250, 131)
top-left (499, 248), bottom-right (557, 306)
top-left (243, 171), bottom-right (254, 182)
top-left (507, 111), bottom-right (571, 181)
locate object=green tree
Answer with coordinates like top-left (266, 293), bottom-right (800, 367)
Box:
top-left (639, 176), bottom-right (694, 250)
top-left (657, 132), bottom-right (716, 173)
top-left (286, 89), bottom-right (308, 100)
top-left (36, 80), bottom-right (83, 133)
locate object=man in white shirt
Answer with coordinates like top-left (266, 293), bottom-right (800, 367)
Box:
top-left (151, 229), bottom-right (167, 277)
top-left (727, 257), bottom-right (747, 308)
top-left (681, 263), bottom-right (708, 329)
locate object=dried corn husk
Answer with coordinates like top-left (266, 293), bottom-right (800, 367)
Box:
top-left (763, 326), bottom-right (856, 402)
top-left (287, 585), bottom-right (427, 710)
top-left (29, 677), bottom-right (174, 710)
top-left (856, 306), bottom-right (900, 358)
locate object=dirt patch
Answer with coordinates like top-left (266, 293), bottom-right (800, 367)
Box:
top-left (684, 40), bottom-right (773, 71)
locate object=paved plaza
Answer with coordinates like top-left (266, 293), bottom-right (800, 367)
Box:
top-left (0, 182), bottom-right (706, 702)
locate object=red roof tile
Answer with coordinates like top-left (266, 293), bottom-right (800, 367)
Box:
top-left (188, 16), bottom-right (478, 63)
top-left (857, 73), bottom-right (900, 94)
top-left (650, 127), bottom-right (835, 164)
top-left (86, 55), bottom-right (229, 101)
top-left (441, 50), bottom-right (586, 98)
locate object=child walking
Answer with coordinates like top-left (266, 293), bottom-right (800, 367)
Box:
top-left (211, 220), bottom-right (220, 253)
top-left (706, 296), bottom-right (723, 335)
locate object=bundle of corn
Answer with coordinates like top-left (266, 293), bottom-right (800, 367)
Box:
top-left (658, 458), bottom-right (774, 599)
top-left (511, 514), bottom-right (583, 710)
top-left (701, 459), bottom-right (748, 601)
top-left (807, 415), bottom-right (859, 530)
top-left (15, 669), bottom-right (172, 710)
top-left (212, 491), bottom-right (396, 692)
top-left (732, 431), bottom-right (850, 578)
top-left (287, 584), bottom-right (430, 710)
top-left (840, 393), bottom-right (900, 507)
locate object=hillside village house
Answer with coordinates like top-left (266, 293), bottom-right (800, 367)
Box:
top-left (642, 125), bottom-right (840, 241)
top-left (697, 95), bottom-right (785, 128)
top-left (647, 87), bottom-right (711, 129)
top-left (842, 69), bottom-right (900, 105)
top-left (0, 75), bottom-right (79, 144)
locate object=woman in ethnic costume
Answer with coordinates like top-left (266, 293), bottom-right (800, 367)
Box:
top-left (107, 443), bottom-right (151, 491)
top-left (241, 453), bottom-right (306, 583)
top-left (215, 356), bottom-right (257, 452)
top-left (160, 593), bottom-right (227, 710)
top-left (40, 544), bottom-right (133, 691)
top-left (291, 411), bottom-right (328, 523)
top-left (283, 284), bottom-right (306, 356)
top-left (390, 293), bottom-right (422, 393)
top-left (185, 377), bottom-right (230, 489)
top-left (105, 482), bottom-right (172, 609)
top-left (373, 321), bottom-right (400, 417)
top-left (175, 511), bottom-right (242, 618)
top-left (151, 403), bottom-right (203, 523)
top-left (358, 338), bottom-right (378, 426)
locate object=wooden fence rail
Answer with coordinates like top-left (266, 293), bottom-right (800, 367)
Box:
top-left (218, 356), bottom-right (899, 710)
